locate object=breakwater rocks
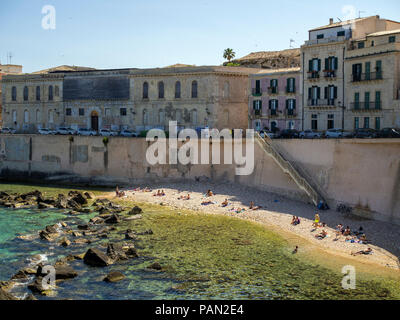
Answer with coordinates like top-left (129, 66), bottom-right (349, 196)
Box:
top-left (0, 190), bottom-right (157, 300)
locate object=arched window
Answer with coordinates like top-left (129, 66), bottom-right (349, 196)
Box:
top-left (158, 81), bottom-right (164, 99)
top-left (175, 81), bottom-right (181, 99)
top-left (191, 109), bottom-right (198, 125)
top-left (24, 110), bottom-right (29, 123)
top-left (159, 109), bottom-right (165, 125)
top-left (191, 81), bottom-right (198, 98)
top-left (143, 82), bottom-right (149, 99)
top-left (23, 86), bottom-right (29, 101)
top-left (55, 85), bottom-right (59, 97)
top-left (48, 85), bottom-right (53, 101)
top-left (143, 109), bottom-right (148, 125)
top-left (36, 86), bottom-right (41, 101)
top-left (36, 109), bottom-right (41, 123)
top-left (48, 110), bottom-right (54, 123)
top-left (11, 86), bottom-right (17, 101)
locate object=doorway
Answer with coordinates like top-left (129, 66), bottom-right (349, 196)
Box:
top-left (91, 111), bottom-right (99, 131)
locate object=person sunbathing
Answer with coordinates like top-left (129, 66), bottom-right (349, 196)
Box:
top-left (206, 189), bottom-right (214, 197)
top-left (221, 199), bottom-right (229, 207)
top-left (201, 200), bottom-right (214, 205)
top-left (315, 230), bottom-right (328, 240)
top-left (161, 190), bottom-right (166, 196)
top-left (351, 248), bottom-right (373, 256)
top-left (291, 216), bottom-right (296, 225)
top-left (343, 226), bottom-right (351, 236)
top-left (249, 201), bottom-right (262, 210)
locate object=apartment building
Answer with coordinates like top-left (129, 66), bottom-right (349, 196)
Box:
top-left (249, 68), bottom-right (301, 132)
top-left (301, 15), bottom-right (400, 131)
top-left (0, 64), bottom-right (23, 127)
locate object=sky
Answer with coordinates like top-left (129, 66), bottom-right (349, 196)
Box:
top-left (0, 0), bottom-right (399, 73)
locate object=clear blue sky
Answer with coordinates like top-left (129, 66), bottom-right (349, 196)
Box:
top-left (1, 0), bottom-right (399, 73)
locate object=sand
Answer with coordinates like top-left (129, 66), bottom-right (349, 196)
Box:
top-left (113, 181), bottom-right (400, 271)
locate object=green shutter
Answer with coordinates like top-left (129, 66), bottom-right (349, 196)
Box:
top-left (324, 87), bottom-right (328, 99)
top-left (318, 59), bottom-right (321, 71)
top-left (334, 57), bottom-right (338, 70)
top-left (308, 88), bottom-right (312, 99)
top-left (325, 58), bottom-right (329, 70)
top-left (317, 87), bottom-right (321, 99)
top-left (334, 86), bottom-right (338, 99)
top-left (309, 60), bottom-right (313, 72)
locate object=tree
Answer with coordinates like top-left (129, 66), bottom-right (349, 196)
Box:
top-left (223, 48), bottom-right (236, 62)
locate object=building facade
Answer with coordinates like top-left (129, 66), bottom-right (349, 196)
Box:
top-left (249, 68), bottom-right (302, 132)
top-left (1, 66), bottom-right (258, 133)
top-left (0, 64), bottom-right (23, 127)
top-left (301, 15), bottom-right (400, 131)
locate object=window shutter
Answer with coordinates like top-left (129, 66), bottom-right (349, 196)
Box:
top-left (334, 86), bottom-right (338, 98)
top-left (286, 99), bottom-right (289, 109)
top-left (324, 87), bottom-right (328, 99)
top-left (308, 88), bottom-right (312, 99)
top-left (318, 59), bottom-right (321, 71)
top-left (253, 100), bottom-right (256, 110)
top-left (259, 100), bottom-right (262, 109)
top-left (287, 78), bottom-right (290, 90)
top-left (269, 100), bottom-right (272, 109)
top-left (293, 99), bottom-right (296, 109)
top-left (309, 60), bottom-right (313, 72)
top-left (317, 87), bottom-right (321, 99)
top-left (325, 58), bottom-right (329, 70)
top-left (334, 57), bottom-right (338, 70)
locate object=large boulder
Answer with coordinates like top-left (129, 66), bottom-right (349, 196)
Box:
top-left (129, 206), bottom-right (143, 215)
top-left (103, 271), bottom-right (125, 283)
top-left (38, 202), bottom-right (54, 209)
top-left (55, 194), bottom-right (68, 209)
top-left (67, 199), bottom-right (81, 211)
top-left (36, 264), bottom-right (78, 280)
top-left (83, 248), bottom-right (114, 267)
top-left (104, 214), bottom-right (121, 224)
top-left (106, 243), bottom-right (127, 261)
top-left (68, 191), bottom-right (88, 205)
top-left (147, 262), bottom-right (162, 271)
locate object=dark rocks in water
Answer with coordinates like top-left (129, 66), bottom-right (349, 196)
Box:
top-left (90, 216), bottom-right (105, 225)
top-left (107, 243), bottom-right (128, 261)
top-left (124, 215), bottom-right (142, 221)
top-left (77, 224), bottom-right (90, 230)
top-left (71, 231), bottom-right (82, 237)
top-left (125, 247), bottom-right (138, 258)
top-left (84, 248), bottom-right (114, 267)
top-left (24, 294), bottom-right (38, 300)
top-left (125, 230), bottom-right (137, 240)
top-left (20, 190), bottom-right (42, 200)
top-left (36, 264), bottom-right (78, 280)
top-left (67, 199), bottom-right (81, 211)
top-left (45, 225), bottom-right (58, 234)
top-left (129, 206), bottom-right (143, 215)
top-left (103, 271), bottom-right (125, 283)
top-left (147, 262), bottom-right (162, 271)
top-left (28, 277), bottom-right (49, 294)
top-left (84, 192), bottom-right (93, 199)
top-left (39, 230), bottom-right (59, 242)
top-left (104, 214), bottom-right (121, 224)
top-left (0, 288), bottom-right (18, 300)
top-left (68, 191), bottom-right (88, 205)
top-left (55, 194), bottom-right (68, 209)
top-left (11, 270), bottom-right (29, 280)
top-left (137, 229), bottom-right (153, 235)
top-left (38, 202), bottom-right (54, 209)
top-left (74, 238), bottom-right (91, 245)
top-left (59, 237), bottom-right (71, 247)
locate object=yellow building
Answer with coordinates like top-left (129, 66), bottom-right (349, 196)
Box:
top-left (0, 64), bottom-right (23, 127)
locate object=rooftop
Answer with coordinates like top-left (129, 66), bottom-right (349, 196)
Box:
top-left (309, 16), bottom-right (376, 32)
top-left (31, 65), bottom-right (96, 74)
top-left (367, 28), bottom-right (400, 37)
top-left (252, 67), bottom-right (301, 76)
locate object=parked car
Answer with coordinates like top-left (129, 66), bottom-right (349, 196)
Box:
top-left (299, 130), bottom-right (322, 139)
top-left (377, 128), bottom-right (400, 138)
top-left (1, 127), bottom-right (16, 134)
top-left (280, 129), bottom-right (299, 139)
top-left (353, 128), bottom-right (378, 138)
top-left (77, 128), bottom-right (97, 136)
top-left (120, 129), bottom-right (138, 137)
top-left (259, 130), bottom-right (279, 139)
top-left (325, 129), bottom-right (345, 139)
top-left (342, 130), bottom-right (354, 138)
top-left (99, 129), bottom-right (118, 137)
top-left (56, 127), bottom-right (76, 135)
top-left (38, 128), bottom-right (57, 135)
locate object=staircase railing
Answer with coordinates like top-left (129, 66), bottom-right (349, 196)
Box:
top-left (255, 133), bottom-right (324, 206)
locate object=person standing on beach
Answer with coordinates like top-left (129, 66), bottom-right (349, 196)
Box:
top-left (313, 213), bottom-right (320, 227)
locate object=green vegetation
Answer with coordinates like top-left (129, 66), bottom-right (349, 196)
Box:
top-left (223, 48), bottom-right (236, 63)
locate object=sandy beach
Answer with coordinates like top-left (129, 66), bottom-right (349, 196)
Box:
top-left (112, 181), bottom-right (400, 271)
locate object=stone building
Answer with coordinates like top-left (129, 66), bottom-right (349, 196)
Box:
top-left (0, 64), bottom-right (23, 127)
top-left (1, 66), bottom-right (258, 133)
top-left (345, 29), bottom-right (400, 130)
top-left (301, 15), bottom-right (400, 131)
top-left (249, 68), bottom-right (302, 132)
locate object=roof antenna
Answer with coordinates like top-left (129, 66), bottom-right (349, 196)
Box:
top-left (337, 17), bottom-right (342, 22)
top-left (7, 52), bottom-right (13, 65)
top-left (358, 11), bottom-right (365, 18)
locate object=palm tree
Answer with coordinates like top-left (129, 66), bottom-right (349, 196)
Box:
top-left (223, 48), bottom-right (236, 62)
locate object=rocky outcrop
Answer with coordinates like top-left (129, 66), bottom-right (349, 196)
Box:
top-left (83, 248), bottom-right (114, 267)
top-left (0, 288), bottom-right (18, 300)
top-left (103, 271), bottom-right (125, 283)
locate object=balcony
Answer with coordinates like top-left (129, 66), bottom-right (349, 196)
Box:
top-left (285, 110), bottom-right (297, 118)
top-left (285, 86), bottom-right (296, 94)
top-left (250, 109), bottom-right (262, 118)
top-left (307, 71), bottom-right (320, 80)
top-left (351, 72), bottom-right (383, 82)
top-left (269, 110), bottom-right (279, 117)
top-left (307, 99), bottom-right (336, 107)
top-left (324, 70), bottom-right (337, 79)
top-left (252, 88), bottom-right (262, 96)
top-left (268, 87), bottom-right (279, 95)
top-left (351, 101), bottom-right (382, 111)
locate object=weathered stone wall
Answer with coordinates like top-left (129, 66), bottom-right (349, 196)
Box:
top-left (0, 135), bottom-right (399, 224)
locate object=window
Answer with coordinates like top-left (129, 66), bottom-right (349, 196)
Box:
top-left (287, 78), bottom-right (295, 93)
top-left (311, 114), bottom-right (318, 130)
top-left (337, 31), bottom-right (345, 37)
top-left (352, 63), bottom-right (362, 81)
top-left (375, 117), bottom-right (381, 130)
top-left (376, 60), bottom-right (382, 78)
top-left (286, 99), bottom-right (296, 115)
top-left (308, 86), bottom-right (321, 105)
top-left (175, 81), bottom-right (181, 99)
top-left (79, 108), bottom-right (85, 116)
top-left (24, 110), bottom-right (29, 123)
top-left (327, 114), bottom-right (334, 130)
top-left (191, 81), bottom-right (198, 98)
top-left (269, 99), bottom-right (278, 115)
top-left (389, 36), bottom-right (396, 43)
top-left (358, 42), bottom-right (365, 49)
top-left (55, 86), bottom-right (59, 97)
top-left (36, 86), bottom-right (40, 101)
top-left (36, 110), bottom-right (41, 123)
top-left (11, 86), bottom-right (17, 101)
top-left (48, 110), bottom-right (54, 123)
top-left (120, 108), bottom-right (127, 116)
top-left (324, 85), bottom-right (337, 105)
top-left (325, 57), bottom-right (338, 71)
top-left (354, 92), bottom-right (360, 109)
top-left (364, 117), bottom-right (370, 129)
top-left (364, 92), bottom-right (370, 109)
top-left (143, 82), bottom-right (149, 99)
top-left (105, 108), bottom-right (111, 117)
top-left (48, 85), bottom-right (53, 101)
top-left (354, 117), bottom-right (359, 129)
top-left (66, 108), bottom-right (72, 116)
top-left (23, 86), bottom-right (29, 101)
top-left (12, 110), bottom-right (17, 123)
top-left (158, 81), bottom-right (164, 99)
top-left (317, 34), bottom-right (324, 39)
top-left (371, 41), bottom-right (375, 47)
top-left (365, 62), bottom-right (371, 80)
top-left (253, 100), bottom-right (262, 115)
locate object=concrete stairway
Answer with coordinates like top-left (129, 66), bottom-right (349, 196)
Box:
top-left (255, 133), bottom-right (325, 207)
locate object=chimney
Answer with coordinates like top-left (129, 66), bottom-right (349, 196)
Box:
top-left (329, 18), bottom-right (334, 25)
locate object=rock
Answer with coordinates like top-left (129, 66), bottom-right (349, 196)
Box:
top-left (84, 192), bottom-right (94, 199)
top-left (125, 230), bottom-right (137, 240)
top-left (60, 221), bottom-right (68, 228)
top-left (11, 270), bottom-right (29, 280)
top-left (77, 224), bottom-right (90, 230)
top-left (39, 230), bottom-right (59, 242)
top-left (129, 206), bottom-right (143, 215)
top-left (0, 281), bottom-right (14, 291)
top-left (38, 202), bottom-right (54, 209)
top-left (137, 229), bottom-right (153, 235)
top-left (125, 247), bottom-right (138, 258)
top-left (24, 294), bottom-right (38, 300)
top-left (67, 199), bottom-right (81, 211)
top-left (0, 288), bottom-right (18, 300)
top-left (104, 214), bottom-right (121, 224)
top-left (103, 271), bottom-right (125, 283)
top-left (37, 264), bottom-right (78, 280)
top-left (90, 216), bottom-right (104, 225)
top-left (67, 210), bottom-right (80, 215)
top-left (59, 237), bottom-right (71, 247)
top-left (147, 262), bottom-right (162, 271)
top-left (124, 215), bottom-right (142, 221)
top-left (45, 225), bottom-right (58, 234)
top-left (74, 238), bottom-right (91, 245)
top-left (107, 243), bottom-right (128, 261)
top-left (55, 194), bottom-right (68, 209)
top-left (83, 248), bottom-right (114, 267)
top-left (74, 253), bottom-right (85, 260)
top-left (28, 277), bottom-right (51, 294)
top-left (78, 208), bottom-right (92, 214)
top-left (68, 191), bottom-right (88, 205)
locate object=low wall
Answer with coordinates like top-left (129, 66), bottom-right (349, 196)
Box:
top-left (0, 135), bottom-right (399, 223)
